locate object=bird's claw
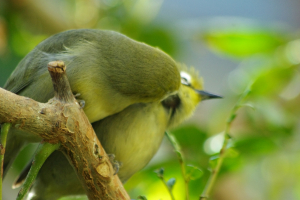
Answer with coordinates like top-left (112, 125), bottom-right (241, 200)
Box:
top-left (73, 93), bottom-right (85, 109)
top-left (73, 93), bottom-right (81, 98)
top-left (108, 154), bottom-right (122, 175)
top-left (77, 100), bottom-right (85, 109)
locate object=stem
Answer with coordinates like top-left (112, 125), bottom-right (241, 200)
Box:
top-left (159, 176), bottom-right (176, 200)
top-left (0, 123), bottom-right (11, 199)
top-left (200, 82), bottom-right (253, 200)
top-left (16, 142), bottom-right (60, 200)
top-left (165, 132), bottom-right (189, 200)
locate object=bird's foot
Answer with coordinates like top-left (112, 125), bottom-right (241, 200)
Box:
top-left (108, 154), bottom-right (122, 175)
top-left (73, 93), bottom-right (85, 108)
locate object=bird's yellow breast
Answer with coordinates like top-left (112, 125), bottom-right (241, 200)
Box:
top-left (93, 102), bottom-right (169, 182)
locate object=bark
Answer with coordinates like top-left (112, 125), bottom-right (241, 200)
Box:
top-left (0, 61), bottom-right (130, 200)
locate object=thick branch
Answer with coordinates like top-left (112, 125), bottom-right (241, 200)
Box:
top-left (0, 61), bottom-right (130, 200)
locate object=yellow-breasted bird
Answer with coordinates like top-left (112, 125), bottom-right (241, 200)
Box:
top-left (2, 29), bottom-right (221, 199)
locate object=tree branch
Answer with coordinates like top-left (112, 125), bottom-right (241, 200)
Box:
top-left (0, 61), bottom-right (130, 200)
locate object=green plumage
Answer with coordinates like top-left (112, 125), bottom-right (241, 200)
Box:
top-left (4, 29), bottom-right (180, 122)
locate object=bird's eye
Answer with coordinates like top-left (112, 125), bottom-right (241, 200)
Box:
top-left (181, 77), bottom-right (190, 86)
top-left (180, 71), bottom-right (191, 86)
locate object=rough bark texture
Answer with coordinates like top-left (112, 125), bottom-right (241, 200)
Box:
top-left (0, 61), bottom-right (130, 200)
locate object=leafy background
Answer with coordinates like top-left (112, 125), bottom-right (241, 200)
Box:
top-left (1, 0), bottom-right (300, 199)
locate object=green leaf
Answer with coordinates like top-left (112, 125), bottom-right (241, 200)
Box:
top-left (235, 136), bottom-right (277, 155)
top-left (154, 168), bottom-right (164, 178)
top-left (166, 178), bottom-right (176, 190)
top-left (202, 29), bottom-right (286, 58)
top-left (209, 155), bottom-right (219, 170)
top-left (251, 66), bottom-right (295, 96)
top-left (227, 114), bottom-right (237, 123)
top-left (225, 148), bottom-right (239, 158)
top-left (186, 165), bottom-right (203, 181)
top-left (239, 103), bottom-right (255, 110)
top-left (137, 195), bottom-right (148, 200)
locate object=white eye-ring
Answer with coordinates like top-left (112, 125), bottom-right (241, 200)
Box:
top-left (180, 71), bottom-right (191, 86)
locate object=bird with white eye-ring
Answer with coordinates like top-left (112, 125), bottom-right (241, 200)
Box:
top-left (2, 29), bottom-right (222, 200)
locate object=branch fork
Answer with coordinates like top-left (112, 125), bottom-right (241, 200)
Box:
top-left (0, 61), bottom-right (130, 200)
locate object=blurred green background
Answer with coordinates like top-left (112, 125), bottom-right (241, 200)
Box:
top-left (1, 0), bottom-right (300, 200)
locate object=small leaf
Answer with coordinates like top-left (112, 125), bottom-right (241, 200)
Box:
top-left (226, 133), bottom-right (232, 139)
top-left (227, 114), bottom-right (236, 123)
top-left (137, 195), bottom-right (148, 200)
top-left (166, 178), bottom-right (176, 190)
top-left (209, 155), bottom-right (219, 170)
top-left (235, 136), bottom-right (277, 155)
top-left (186, 165), bottom-right (203, 181)
top-left (202, 28), bottom-right (286, 58)
top-left (252, 66), bottom-right (294, 96)
top-left (225, 148), bottom-right (239, 158)
top-left (240, 103), bottom-right (255, 110)
top-left (154, 168), bottom-right (164, 178)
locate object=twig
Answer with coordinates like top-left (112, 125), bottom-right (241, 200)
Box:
top-left (200, 82), bottom-right (253, 200)
top-left (0, 123), bottom-right (11, 199)
top-left (165, 131), bottom-right (189, 200)
top-left (16, 142), bottom-right (60, 200)
top-left (156, 169), bottom-right (176, 200)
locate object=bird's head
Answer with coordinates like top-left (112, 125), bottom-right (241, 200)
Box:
top-left (163, 64), bottom-right (222, 128)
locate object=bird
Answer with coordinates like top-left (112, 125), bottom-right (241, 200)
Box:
top-left (2, 29), bottom-right (221, 199)
top-left (2, 29), bottom-right (181, 177)
top-left (14, 64), bottom-right (220, 200)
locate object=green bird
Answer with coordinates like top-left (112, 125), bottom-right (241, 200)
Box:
top-left (2, 29), bottom-right (221, 199)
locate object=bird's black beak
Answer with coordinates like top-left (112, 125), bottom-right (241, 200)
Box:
top-left (195, 90), bottom-right (223, 100)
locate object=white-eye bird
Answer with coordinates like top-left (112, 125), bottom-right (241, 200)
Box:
top-left (2, 29), bottom-right (181, 177)
top-left (14, 65), bottom-right (221, 200)
top-left (2, 29), bottom-right (221, 200)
